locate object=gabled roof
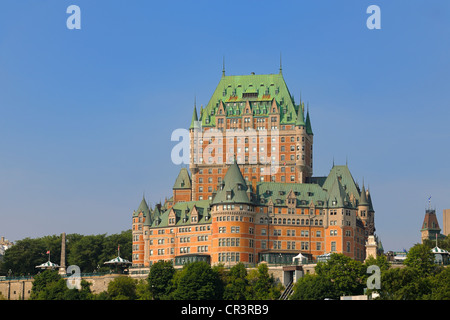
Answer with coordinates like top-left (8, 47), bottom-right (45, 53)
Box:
top-left (200, 72), bottom-right (303, 127)
top-left (173, 168), bottom-right (192, 189)
top-left (151, 200), bottom-right (211, 228)
top-left (256, 182), bottom-right (327, 207)
top-left (327, 175), bottom-right (351, 208)
top-left (322, 165), bottom-right (360, 206)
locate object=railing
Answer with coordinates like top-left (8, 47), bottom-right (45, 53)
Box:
top-left (0, 272), bottom-right (116, 281)
top-left (0, 275), bottom-right (34, 281)
top-left (279, 281), bottom-right (294, 300)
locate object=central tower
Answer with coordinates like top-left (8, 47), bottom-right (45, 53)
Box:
top-left (189, 69), bottom-right (314, 201)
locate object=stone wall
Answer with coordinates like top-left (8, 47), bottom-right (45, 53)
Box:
top-left (0, 274), bottom-right (122, 300)
top-left (0, 279), bottom-right (33, 300)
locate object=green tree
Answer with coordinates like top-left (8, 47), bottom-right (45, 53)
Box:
top-left (0, 238), bottom-right (48, 276)
top-left (30, 270), bottom-right (62, 299)
top-left (404, 244), bottom-right (436, 276)
top-left (290, 273), bottom-right (336, 300)
top-left (0, 231), bottom-right (132, 276)
top-left (171, 261), bottom-right (223, 300)
top-left (223, 262), bottom-right (249, 300)
top-left (67, 234), bottom-right (107, 273)
top-left (426, 267), bottom-right (450, 300)
top-left (247, 263), bottom-right (282, 300)
top-left (314, 253), bottom-right (366, 297)
top-left (30, 269), bottom-right (92, 300)
top-left (147, 260), bottom-right (176, 300)
top-left (364, 254), bottom-right (390, 272)
top-left (107, 276), bottom-right (138, 300)
top-left (136, 279), bottom-right (152, 300)
top-left (378, 267), bottom-right (431, 300)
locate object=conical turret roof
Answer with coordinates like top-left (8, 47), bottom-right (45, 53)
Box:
top-left (295, 102), bottom-right (305, 127)
top-left (305, 108), bottom-right (313, 135)
top-left (189, 105), bottom-right (199, 129)
top-left (359, 185), bottom-right (369, 206)
top-left (211, 161), bottom-right (251, 205)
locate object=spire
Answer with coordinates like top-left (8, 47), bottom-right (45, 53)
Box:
top-left (223, 57), bottom-right (226, 76)
top-left (279, 52), bottom-right (282, 74)
top-left (305, 103), bottom-right (313, 135)
top-left (189, 101), bottom-right (198, 130)
top-left (359, 183), bottom-right (369, 206)
top-left (137, 196), bottom-right (150, 223)
top-left (295, 100), bottom-right (305, 127)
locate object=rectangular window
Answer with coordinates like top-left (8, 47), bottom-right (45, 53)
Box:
top-left (331, 241), bottom-right (336, 252)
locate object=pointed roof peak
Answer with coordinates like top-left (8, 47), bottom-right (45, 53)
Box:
top-left (211, 162), bottom-right (251, 205)
top-left (305, 103), bottom-right (313, 135)
top-left (295, 102), bottom-right (305, 127)
top-left (173, 167), bottom-right (192, 189)
top-left (189, 103), bottom-right (199, 130)
top-left (137, 196), bottom-right (150, 215)
top-left (279, 52), bottom-right (283, 74)
top-left (359, 182), bottom-right (369, 206)
top-left (222, 56), bottom-right (226, 77)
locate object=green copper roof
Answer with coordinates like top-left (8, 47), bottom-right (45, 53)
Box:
top-left (256, 182), bottom-right (328, 207)
top-left (150, 200), bottom-right (211, 228)
top-left (367, 190), bottom-right (374, 211)
top-left (322, 165), bottom-right (359, 203)
top-left (173, 168), bottom-right (192, 189)
top-left (305, 109), bottom-right (313, 135)
top-left (359, 185), bottom-right (369, 206)
top-left (190, 105), bottom-right (199, 129)
top-left (200, 72), bottom-right (305, 127)
top-left (211, 161), bottom-right (251, 205)
top-left (326, 175), bottom-right (351, 208)
top-left (295, 101), bottom-right (305, 127)
top-left (136, 196), bottom-right (149, 216)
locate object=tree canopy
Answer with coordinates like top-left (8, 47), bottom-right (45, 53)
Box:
top-left (0, 230), bottom-right (132, 276)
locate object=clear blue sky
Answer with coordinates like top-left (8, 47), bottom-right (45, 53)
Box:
top-left (1, 1), bottom-right (449, 252)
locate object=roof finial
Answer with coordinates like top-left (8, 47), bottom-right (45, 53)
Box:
top-left (279, 52), bottom-right (282, 74)
top-left (222, 56), bottom-right (225, 77)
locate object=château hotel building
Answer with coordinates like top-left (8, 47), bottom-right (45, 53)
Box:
top-left (132, 67), bottom-right (376, 268)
